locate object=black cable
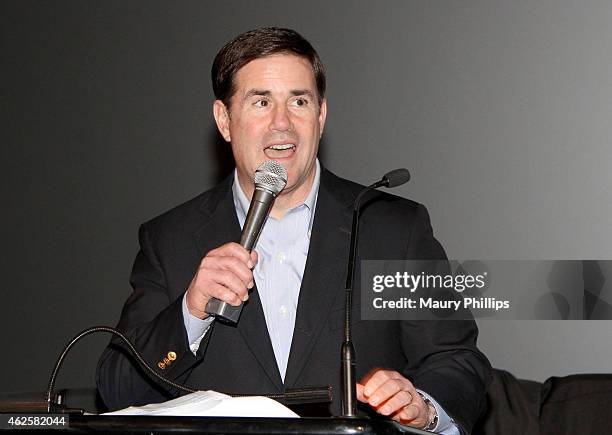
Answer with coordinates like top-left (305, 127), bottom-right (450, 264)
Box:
top-left (46, 326), bottom-right (330, 412)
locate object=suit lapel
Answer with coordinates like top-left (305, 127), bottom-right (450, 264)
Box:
top-left (194, 178), bottom-right (283, 390)
top-left (284, 170), bottom-right (353, 388)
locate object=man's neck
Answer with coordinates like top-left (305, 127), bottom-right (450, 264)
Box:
top-left (236, 164), bottom-right (318, 219)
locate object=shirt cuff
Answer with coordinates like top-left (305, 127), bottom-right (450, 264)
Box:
top-left (416, 389), bottom-right (459, 435)
top-left (182, 293), bottom-right (214, 355)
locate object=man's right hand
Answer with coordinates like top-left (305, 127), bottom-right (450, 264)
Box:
top-left (185, 242), bottom-right (257, 319)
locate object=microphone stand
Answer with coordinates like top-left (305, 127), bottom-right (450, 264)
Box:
top-left (341, 169), bottom-right (410, 418)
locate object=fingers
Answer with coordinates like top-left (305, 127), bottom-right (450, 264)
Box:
top-left (393, 398), bottom-right (428, 429)
top-left (208, 242), bottom-right (254, 268)
top-left (395, 402), bottom-right (421, 422)
top-left (358, 369), bottom-right (429, 428)
top-left (362, 369), bottom-right (411, 404)
top-left (207, 268), bottom-right (250, 303)
top-left (356, 383), bottom-right (366, 402)
top-left (377, 390), bottom-right (412, 416)
top-left (186, 243), bottom-right (258, 318)
top-left (200, 255), bottom-right (254, 289)
top-left (358, 380), bottom-right (411, 414)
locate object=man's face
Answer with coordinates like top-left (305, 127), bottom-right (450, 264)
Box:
top-left (213, 54), bottom-right (327, 200)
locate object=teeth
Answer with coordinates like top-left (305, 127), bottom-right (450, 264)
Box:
top-left (269, 144), bottom-right (295, 150)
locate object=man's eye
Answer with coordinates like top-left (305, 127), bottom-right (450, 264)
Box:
top-left (254, 99), bottom-right (269, 107)
top-left (292, 98), bottom-right (308, 107)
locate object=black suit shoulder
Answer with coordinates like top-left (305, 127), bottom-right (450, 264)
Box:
top-left (142, 176), bottom-right (232, 237)
top-left (321, 168), bottom-right (421, 208)
top-left (321, 169), bottom-right (446, 260)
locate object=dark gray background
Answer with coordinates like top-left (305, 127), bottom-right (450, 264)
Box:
top-left (2, 0), bottom-right (611, 394)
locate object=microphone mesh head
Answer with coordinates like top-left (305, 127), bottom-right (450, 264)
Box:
top-left (253, 160), bottom-right (288, 196)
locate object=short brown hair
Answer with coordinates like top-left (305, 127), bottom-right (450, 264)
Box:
top-left (212, 27), bottom-right (326, 107)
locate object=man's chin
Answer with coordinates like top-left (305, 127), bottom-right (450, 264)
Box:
top-left (279, 177), bottom-right (314, 199)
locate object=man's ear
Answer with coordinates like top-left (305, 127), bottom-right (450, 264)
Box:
top-left (213, 100), bottom-right (231, 142)
top-left (318, 98), bottom-right (328, 137)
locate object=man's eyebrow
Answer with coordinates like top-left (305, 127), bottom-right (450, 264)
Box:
top-left (242, 89), bottom-right (316, 100)
top-left (243, 89), bottom-right (271, 100)
top-left (290, 89), bottom-right (315, 98)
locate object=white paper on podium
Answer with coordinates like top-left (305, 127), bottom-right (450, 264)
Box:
top-left (103, 390), bottom-right (299, 418)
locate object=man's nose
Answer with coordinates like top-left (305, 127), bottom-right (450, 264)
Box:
top-left (270, 105), bottom-right (292, 131)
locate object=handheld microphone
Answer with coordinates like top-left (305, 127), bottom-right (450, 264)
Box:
top-left (205, 160), bottom-right (288, 324)
top-left (341, 168), bottom-right (411, 417)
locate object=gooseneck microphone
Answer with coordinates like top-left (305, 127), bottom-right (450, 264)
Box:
top-left (205, 160), bottom-right (288, 324)
top-left (341, 168), bottom-right (411, 418)
top-left (3, 326), bottom-right (329, 414)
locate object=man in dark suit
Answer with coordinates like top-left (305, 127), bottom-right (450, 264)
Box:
top-left (97, 27), bottom-right (490, 434)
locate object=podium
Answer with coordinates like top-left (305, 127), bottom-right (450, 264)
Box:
top-left (0, 390), bottom-right (434, 434)
top-left (0, 415), bottom-right (432, 434)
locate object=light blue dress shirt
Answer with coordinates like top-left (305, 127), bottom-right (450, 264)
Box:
top-left (181, 160), bottom-right (457, 434)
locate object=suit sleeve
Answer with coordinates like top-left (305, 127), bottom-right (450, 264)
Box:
top-left (402, 204), bottom-right (492, 435)
top-left (96, 223), bottom-right (207, 411)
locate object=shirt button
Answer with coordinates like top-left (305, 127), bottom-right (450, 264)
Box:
top-left (307, 229), bottom-right (312, 237)
top-left (279, 305), bottom-right (288, 317)
top-left (277, 252), bottom-right (286, 264)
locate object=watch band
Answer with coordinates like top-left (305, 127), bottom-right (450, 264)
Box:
top-left (417, 391), bottom-right (439, 432)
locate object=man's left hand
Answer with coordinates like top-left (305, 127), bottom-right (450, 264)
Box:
top-left (356, 369), bottom-right (431, 429)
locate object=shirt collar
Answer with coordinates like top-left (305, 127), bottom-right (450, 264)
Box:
top-left (232, 159), bottom-right (321, 226)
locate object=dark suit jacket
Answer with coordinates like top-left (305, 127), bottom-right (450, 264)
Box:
top-left (97, 168), bottom-right (491, 433)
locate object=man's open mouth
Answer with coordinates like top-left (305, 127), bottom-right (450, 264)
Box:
top-left (264, 143), bottom-right (296, 159)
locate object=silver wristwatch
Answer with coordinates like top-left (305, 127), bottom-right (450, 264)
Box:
top-left (417, 392), bottom-right (439, 432)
